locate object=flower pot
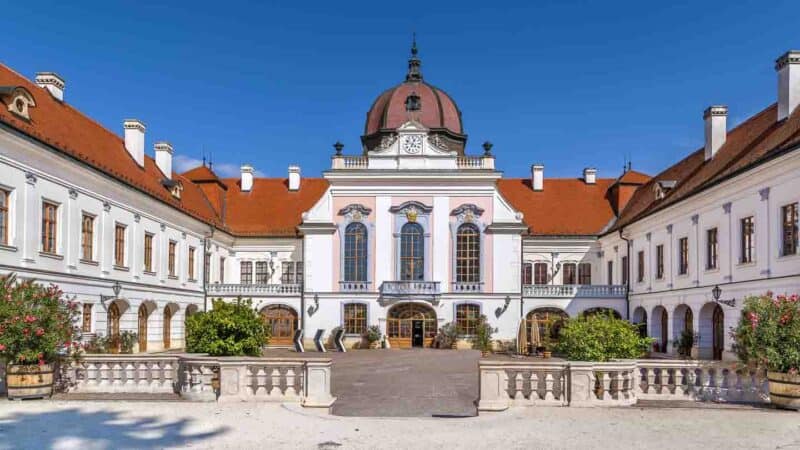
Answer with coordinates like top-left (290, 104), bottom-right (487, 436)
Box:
top-left (542, 351), bottom-right (552, 359)
top-left (767, 371), bottom-right (800, 410)
top-left (481, 350), bottom-right (489, 357)
top-left (369, 341), bottom-right (380, 349)
top-left (6, 364), bottom-right (54, 400)
top-left (450, 342), bottom-right (458, 350)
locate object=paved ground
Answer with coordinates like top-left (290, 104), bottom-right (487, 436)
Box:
top-left (1, 400), bottom-right (798, 449)
top-left (329, 348), bottom-right (480, 417)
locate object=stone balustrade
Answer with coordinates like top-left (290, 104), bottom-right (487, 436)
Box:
top-left (207, 283), bottom-right (301, 296)
top-left (380, 280), bottom-right (441, 296)
top-left (479, 360), bottom-right (568, 410)
top-left (451, 281), bottom-right (484, 293)
top-left (522, 284), bottom-right (627, 298)
top-left (339, 281), bottom-right (372, 292)
top-left (636, 360), bottom-right (769, 403)
top-left (66, 354), bottom-right (335, 410)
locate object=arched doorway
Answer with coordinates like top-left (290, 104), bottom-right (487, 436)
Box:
top-left (712, 305), bottom-right (724, 360)
top-left (163, 306), bottom-right (173, 349)
top-left (526, 308), bottom-right (568, 353)
top-left (137, 304), bottom-right (149, 352)
top-left (673, 304), bottom-right (694, 356)
top-left (660, 309), bottom-right (668, 353)
top-left (260, 305), bottom-right (298, 346)
top-left (108, 302), bottom-right (121, 353)
top-left (632, 307), bottom-right (648, 338)
top-left (651, 306), bottom-right (668, 353)
top-left (387, 303), bottom-right (437, 348)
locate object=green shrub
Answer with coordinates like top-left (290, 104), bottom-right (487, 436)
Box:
top-left (733, 293), bottom-right (800, 373)
top-left (555, 313), bottom-right (653, 362)
top-left (363, 325), bottom-right (382, 344)
top-left (185, 298), bottom-right (269, 356)
top-left (434, 322), bottom-right (459, 348)
top-left (472, 315), bottom-right (495, 353)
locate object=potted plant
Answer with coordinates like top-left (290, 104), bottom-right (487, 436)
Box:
top-left (539, 318), bottom-right (555, 358)
top-left (435, 322), bottom-right (459, 349)
top-left (472, 315), bottom-right (494, 357)
top-left (733, 292), bottom-right (800, 410)
top-left (363, 325), bottom-right (382, 349)
top-left (0, 274), bottom-right (80, 399)
top-left (676, 330), bottom-right (694, 359)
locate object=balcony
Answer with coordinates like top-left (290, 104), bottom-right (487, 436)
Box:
top-left (207, 283), bottom-right (301, 296)
top-left (451, 281), bottom-right (483, 293)
top-left (522, 284), bottom-right (627, 298)
top-left (378, 281), bottom-right (441, 305)
top-left (339, 281), bottom-right (372, 292)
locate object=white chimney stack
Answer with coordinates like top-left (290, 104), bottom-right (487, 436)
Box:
top-left (154, 141), bottom-right (173, 179)
top-left (288, 165), bottom-right (301, 191)
top-left (123, 119), bottom-right (146, 167)
top-left (531, 164), bottom-right (544, 191)
top-left (583, 168), bottom-right (597, 184)
top-left (35, 72), bottom-right (65, 101)
top-left (776, 50), bottom-right (800, 122)
top-left (704, 105), bottom-right (727, 161)
top-left (240, 164), bottom-right (254, 192)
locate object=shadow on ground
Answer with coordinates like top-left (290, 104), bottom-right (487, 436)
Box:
top-left (0, 405), bottom-right (229, 449)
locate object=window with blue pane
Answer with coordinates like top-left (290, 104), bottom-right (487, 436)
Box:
top-left (344, 222), bottom-right (368, 282)
top-left (400, 222), bottom-right (424, 280)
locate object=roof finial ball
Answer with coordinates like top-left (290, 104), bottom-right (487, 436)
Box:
top-left (482, 141), bottom-right (493, 156)
top-left (333, 141), bottom-right (344, 156)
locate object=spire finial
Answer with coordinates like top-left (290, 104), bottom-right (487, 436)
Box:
top-left (406, 33), bottom-right (423, 82)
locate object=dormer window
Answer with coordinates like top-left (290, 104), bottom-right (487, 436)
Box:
top-left (1, 86), bottom-right (36, 120)
top-left (654, 180), bottom-right (676, 200)
top-left (171, 183), bottom-right (183, 199)
top-left (405, 92), bottom-right (421, 111)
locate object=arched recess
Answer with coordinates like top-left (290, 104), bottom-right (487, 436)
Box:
top-left (185, 304), bottom-right (199, 323)
top-left (673, 304), bottom-right (694, 355)
top-left (632, 306), bottom-right (648, 338)
top-left (699, 302), bottom-right (725, 360)
top-left (387, 302), bottom-right (437, 348)
top-left (260, 304), bottom-right (298, 347)
top-left (163, 303), bottom-right (179, 350)
top-left (581, 307), bottom-right (622, 319)
top-left (107, 299), bottom-right (129, 354)
top-left (136, 301), bottom-right (157, 352)
top-left (651, 305), bottom-right (669, 353)
top-left (526, 307), bottom-right (569, 353)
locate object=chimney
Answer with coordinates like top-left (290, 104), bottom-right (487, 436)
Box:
top-left (703, 105), bottom-right (727, 160)
top-left (776, 50), bottom-right (800, 121)
top-left (583, 168), bottom-right (597, 184)
top-left (154, 142), bottom-right (173, 179)
top-left (531, 164), bottom-right (544, 191)
top-left (123, 119), bottom-right (146, 167)
top-left (240, 165), bottom-right (254, 192)
top-left (35, 72), bottom-right (65, 101)
top-left (288, 165), bottom-right (301, 191)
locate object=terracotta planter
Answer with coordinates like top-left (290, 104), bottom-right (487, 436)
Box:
top-left (6, 364), bottom-right (54, 400)
top-left (481, 350), bottom-right (489, 357)
top-left (542, 351), bottom-right (552, 359)
top-left (450, 342), bottom-right (458, 350)
top-left (369, 341), bottom-right (380, 349)
top-left (768, 371), bottom-right (800, 410)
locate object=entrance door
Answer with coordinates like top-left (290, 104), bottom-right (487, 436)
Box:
top-left (412, 320), bottom-right (424, 347)
top-left (261, 305), bottom-right (298, 346)
top-left (108, 302), bottom-right (121, 353)
top-left (712, 305), bottom-right (724, 360)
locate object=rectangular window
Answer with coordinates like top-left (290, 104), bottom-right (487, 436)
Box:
top-left (188, 246), bottom-right (195, 280)
top-left (281, 261), bottom-right (302, 284)
top-left (741, 216), bottom-right (755, 263)
top-left (578, 263), bottom-right (591, 284)
top-left (607, 260), bottom-right (613, 285)
top-left (534, 263), bottom-right (548, 284)
top-left (114, 224), bottom-right (126, 266)
top-left (41, 201), bottom-right (58, 254)
top-left (81, 303), bottom-right (92, 333)
top-left (637, 250), bottom-right (645, 282)
top-left (678, 237), bottom-right (689, 275)
top-left (168, 241), bottom-right (177, 277)
top-left (343, 303), bottom-right (367, 335)
top-left (219, 257), bottom-right (225, 283)
top-left (81, 214), bottom-right (94, 261)
top-left (0, 189), bottom-right (9, 245)
top-left (240, 261), bottom-right (253, 284)
top-left (295, 262), bottom-right (303, 284)
top-left (522, 263), bottom-right (532, 285)
top-left (144, 233), bottom-right (154, 272)
top-left (782, 203), bottom-right (798, 256)
top-left (456, 304), bottom-right (481, 335)
top-left (204, 252), bottom-right (210, 283)
top-left (706, 228), bottom-right (718, 270)
top-left (621, 256), bottom-right (628, 285)
top-left (562, 263), bottom-right (576, 285)
top-left (655, 244), bottom-right (664, 279)
top-left (255, 261), bottom-right (269, 284)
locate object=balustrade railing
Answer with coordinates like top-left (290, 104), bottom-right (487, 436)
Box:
top-left (339, 281), bottom-right (372, 292)
top-left (451, 281), bottom-right (484, 292)
top-left (457, 156), bottom-right (484, 169)
top-left (522, 284), bottom-right (627, 298)
top-left (207, 283), bottom-right (301, 296)
top-left (635, 360), bottom-right (769, 403)
top-left (69, 355), bottom-right (179, 394)
top-left (379, 281), bottom-right (441, 296)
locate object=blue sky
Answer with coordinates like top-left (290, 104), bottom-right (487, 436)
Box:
top-left (4, 1), bottom-right (796, 179)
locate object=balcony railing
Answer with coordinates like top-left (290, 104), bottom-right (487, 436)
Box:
top-left (522, 284), bottom-right (627, 298)
top-left (339, 281), bottom-right (372, 292)
top-left (379, 281), bottom-right (441, 296)
top-left (331, 156), bottom-right (368, 169)
top-left (207, 283), bottom-right (301, 296)
top-left (457, 156), bottom-right (494, 169)
top-left (451, 281), bottom-right (484, 293)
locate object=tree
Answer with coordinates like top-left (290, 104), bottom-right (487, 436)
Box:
top-left (185, 298), bottom-right (269, 356)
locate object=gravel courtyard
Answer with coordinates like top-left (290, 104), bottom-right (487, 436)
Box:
top-left (1, 400), bottom-right (798, 450)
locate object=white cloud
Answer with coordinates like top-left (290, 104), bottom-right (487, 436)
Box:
top-left (173, 155), bottom-right (266, 178)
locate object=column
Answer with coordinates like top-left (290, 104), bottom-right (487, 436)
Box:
top-left (21, 172), bottom-right (38, 263)
top-left (374, 196), bottom-right (392, 287)
top-left (722, 202), bottom-right (732, 282)
top-left (132, 214), bottom-right (141, 280)
top-left (758, 187), bottom-right (771, 277)
top-left (66, 189), bottom-right (79, 270)
top-left (100, 201), bottom-right (112, 274)
top-left (432, 196), bottom-right (449, 292)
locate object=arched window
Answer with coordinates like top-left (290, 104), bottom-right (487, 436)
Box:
top-left (163, 306), bottom-right (173, 349)
top-left (456, 224), bottom-right (480, 283)
top-left (455, 303), bottom-right (481, 335)
top-left (400, 222), bottom-right (424, 280)
top-left (344, 222), bottom-right (368, 282)
top-left (137, 304), bottom-right (148, 352)
top-left (108, 302), bottom-right (121, 354)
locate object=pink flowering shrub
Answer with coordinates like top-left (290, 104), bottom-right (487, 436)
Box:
top-left (733, 292), bottom-right (800, 374)
top-left (0, 274), bottom-right (80, 365)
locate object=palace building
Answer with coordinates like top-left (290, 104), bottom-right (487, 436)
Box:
top-left (0, 44), bottom-right (798, 356)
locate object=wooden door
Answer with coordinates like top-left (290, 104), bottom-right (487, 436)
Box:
top-left (108, 302), bottom-right (121, 353)
top-left (261, 306), bottom-right (298, 346)
top-left (660, 309), bottom-right (668, 353)
top-left (138, 304), bottom-right (148, 352)
top-left (712, 305), bottom-right (724, 360)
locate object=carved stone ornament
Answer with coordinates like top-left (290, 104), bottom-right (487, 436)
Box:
top-left (25, 172), bottom-right (37, 185)
top-left (379, 134), bottom-right (397, 150)
top-left (451, 203), bottom-right (485, 224)
top-left (428, 134), bottom-right (449, 151)
top-left (337, 204), bottom-right (372, 221)
top-left (405, 206), bottom-right (419, 223)
top-left (68, 189), bottom-right (78, 199)
top-left (133, 213), bottom-right (141, 223)
top-left (103, 201), bottom-right (111, 212)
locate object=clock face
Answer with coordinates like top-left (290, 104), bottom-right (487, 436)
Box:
top-left (403, 135), bottom-right (423, 154)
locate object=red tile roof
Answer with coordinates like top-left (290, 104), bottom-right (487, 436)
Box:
top-left (0, 63), bottom-right (221, 226)
top-left (498, 178), bottom-right (619, 235)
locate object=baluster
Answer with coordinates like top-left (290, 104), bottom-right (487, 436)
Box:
top-left (98, 362), bottom-right (111, 388)
top-left (122, 362), bottom-right (135, 389)
top-left (86, 362), bottom-right (99, 388)
top-left (162, 361), bottom-right (174, 391)
top-left (640, 367), bottom-right (651, 394)
top-left (190, 366), bottom-right (202, 393)
top-left (269, 367), bottom-right (281, 396)
top-left (285, 367), bottom-right (297, 397)
top-left (256, 366), bottom-right (268, 396)
top-left (544, 371), bottom-right (555, 401)
top-left (512, 371), bottom-right (524, 400)
top-left (655, 367), bottom-right (666, 394)
top-left (150, 361), bottom-right (162, 391)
